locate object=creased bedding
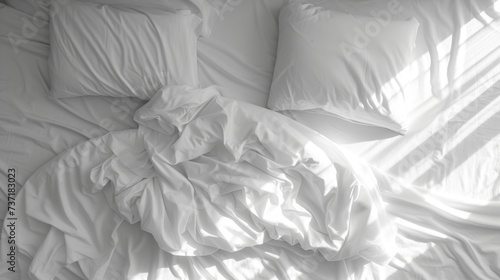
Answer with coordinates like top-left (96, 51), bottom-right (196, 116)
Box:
top-left (2, 0), bottom-right (500, 279)
top-left (4, 85), bottom-right (500, 280)
top-left (2, 86), bottom-right (397, 279)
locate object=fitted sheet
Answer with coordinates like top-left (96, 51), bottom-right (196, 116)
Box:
top-left (1, 0), bottom-right (500, 279)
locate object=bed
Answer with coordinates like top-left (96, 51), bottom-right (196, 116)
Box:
top-left (0, 0), bottom-right (499, 279)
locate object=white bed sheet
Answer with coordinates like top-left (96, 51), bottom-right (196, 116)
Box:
top-left (197, 0), bottom-right (284, 107)
top-left (1, 0), bottom-right (500, 279)
top-left (175, 1), bottom-right (500, 279)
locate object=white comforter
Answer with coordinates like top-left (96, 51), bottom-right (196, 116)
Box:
top-left (1, 86), bottom-right (399, 279)
top-left (3, 86), bottom-right (500, 280)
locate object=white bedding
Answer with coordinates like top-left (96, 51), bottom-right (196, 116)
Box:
top-left (285, 0), bottom-right (500, 202)
top-left (3, 85), bottom-right (500, 280)
top-left (3, 86), bottom-right (400, 278)
top-left (1, 0), bottom-right (500, 279)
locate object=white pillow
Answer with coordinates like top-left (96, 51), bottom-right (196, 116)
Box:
top-left (268, 1), bottom-right (419, 134)
top-left (48, 0), bottom-right (201, 99)
top-left (6, 0), bottom-right (218, 37)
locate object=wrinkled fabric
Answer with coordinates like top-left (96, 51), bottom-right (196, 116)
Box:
top-left (1, 86), bottom-right (397, 279)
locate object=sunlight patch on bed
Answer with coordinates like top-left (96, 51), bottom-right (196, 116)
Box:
top-left (397, 87), bottom-right (500, 185)
top-left (223, 256), bottom-right (267, 279)
top-left (425, 10), bottom-right (498, 99)
top-left (424, 196), bottom-right (471, 220)
top-left (442, 90), bottom-right (500, 156)
top-left (366, 11), bottom-right (500, 179)
top-left (131, 272), bottom-right (148, 280)
top-left (285, 265), bottom-right (306, 279)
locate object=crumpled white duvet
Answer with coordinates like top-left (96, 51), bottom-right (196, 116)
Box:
top-left (1, 86), bottom-right (397, 279)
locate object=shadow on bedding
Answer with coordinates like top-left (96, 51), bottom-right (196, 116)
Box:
top-left (388, 75), bottom-right (500, 195)
top-left (381, 0), bottom-right (500, 195)
top-left (386, 197), bottom-right (500, 280)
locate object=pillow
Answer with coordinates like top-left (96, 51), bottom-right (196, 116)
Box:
top-left (268, 1), bottom-right (419, 134)
top-left (48, 0), bottom-right (201, 99)
top-left (6, 0), bottom-right (218, 37)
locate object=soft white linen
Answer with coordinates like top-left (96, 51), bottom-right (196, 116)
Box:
top-left (196, 1), bottom-right (500, 279)
top-left (0, 2), bottom-right (142, 204)
top-left (3, 85), bottom-right (500, 280)
top-left (282, 0), bottom-right (500, 279)
top-left (1, 86), bottom-right (398, 279)
top-left (49, 0), bottom-right (201, 99)
top-left (268, 1), bottom-right (419, 134)
top-left (197, 0), bottom-right (284, 107)
top-left (284, 0), bottom-right (500, 199)
top-left (6, 0), bottom-right (218, 37)
top-left (2, 0), bottom-right (500, 279)
top-left (0, 7), bottom-right (141, 277)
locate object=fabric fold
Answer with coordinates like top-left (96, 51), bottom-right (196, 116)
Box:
top-left (2, 85), bottom-right (400, 279)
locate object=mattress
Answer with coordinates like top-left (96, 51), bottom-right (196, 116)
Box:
top-left (1, 0), bottom-right (499, 279)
